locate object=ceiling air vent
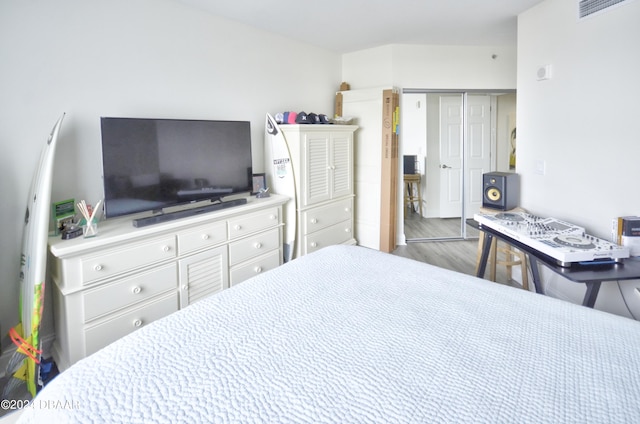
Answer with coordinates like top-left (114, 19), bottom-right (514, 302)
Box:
top-left (579, 0), bottom-right (632, 18)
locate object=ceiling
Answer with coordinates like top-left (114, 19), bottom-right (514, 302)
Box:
top-left (176, 0), bottom-right (545, 53)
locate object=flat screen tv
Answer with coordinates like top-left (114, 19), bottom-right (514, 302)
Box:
top-left (100, 117), bottom-right (253, 219)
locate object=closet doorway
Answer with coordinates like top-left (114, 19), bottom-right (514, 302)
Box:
top-left (401, 90), bottom-right (516, 242)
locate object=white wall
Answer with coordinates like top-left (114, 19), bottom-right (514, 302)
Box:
top-left (343, 44), bottom-right (517, 89)
top-left (517, 0), bottom-right (640, 312)
top-left (517, 0), bottom-right (640, 235)
top-left (0, 0), bottom-right (341, 351)
top-left (341, 46), bottom-right (394, 89)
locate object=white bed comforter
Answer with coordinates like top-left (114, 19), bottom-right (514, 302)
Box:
top-left (18, 245), bottom-right (640, 423)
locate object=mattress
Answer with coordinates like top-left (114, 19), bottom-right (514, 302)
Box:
top-left (18, 245), bottom-right (640, 423)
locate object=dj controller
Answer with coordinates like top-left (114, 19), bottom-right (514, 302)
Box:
top-left (474, 211), bottom-right (630, 266)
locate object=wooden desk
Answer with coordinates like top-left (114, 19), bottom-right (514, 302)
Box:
top-left (467, 218), bottom-right (640, 308)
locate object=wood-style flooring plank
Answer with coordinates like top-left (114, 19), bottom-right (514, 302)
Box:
top-left (393, 213), bottom-right (523, 288)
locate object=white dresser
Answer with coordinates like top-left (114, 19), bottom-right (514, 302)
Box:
top-left (49, 195), bottom-right (287, 370)
top-left (277, 125), bottom-right (358, 258)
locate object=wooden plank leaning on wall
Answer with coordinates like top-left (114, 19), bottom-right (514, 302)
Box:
top-left (380, 89), bottom-right (399, 253)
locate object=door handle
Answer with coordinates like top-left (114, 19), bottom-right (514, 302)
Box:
top-left (440, 164), bottom-right (451, 169)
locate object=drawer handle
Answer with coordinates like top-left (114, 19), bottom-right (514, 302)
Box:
top-left (311, 242), bottom-right (318, 248)
top-left (254, 266), bottom-right (263, 273)
top-left (162, 245), bottom-right (171, 252)
top-left (132, 286), bottom-right (142, 294)
top-left (269, 214), bottom-right (276, 220)
top-left (254, 242), bottom-right (262, 249)
top-left (234, 224), bottom-right (242, 231)
top-left (133, 319), bottom-right (143, 327)
top-left (345, 207), bottom-right (350, 212)
top-left (345, 228), bottom-right (351, 233)
top-left (310, 218), bottom-right (318, 224)
top-left (182, 284), bottom-right (188, 291)
top-left (94, 264), bottom-right (103, 271)
top-left (202, 234), bottom-right (210, 240)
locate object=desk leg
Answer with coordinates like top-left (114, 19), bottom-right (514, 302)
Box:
top-left (583, 282), bottom-right (601, 308)
top-left (476, 232), bottom-right (493, 279)
top-left (528, 256), bottom-right (544, 294)
top-left (527, 257), bottom-right (599, 308)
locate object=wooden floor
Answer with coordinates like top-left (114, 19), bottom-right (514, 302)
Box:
top-left (402, 206), bottom-right (482, 240)
top-left (391, 240), bottom-right (516, 287)
top-left (394, 214), bottom-right (515, 287)
top-left (403, 213), bottom-right (473, 240)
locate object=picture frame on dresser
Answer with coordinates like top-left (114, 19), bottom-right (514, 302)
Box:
top-left (251, 173), bottom-right (267, 195)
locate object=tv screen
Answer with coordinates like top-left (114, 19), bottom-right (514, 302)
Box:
top-left (100, 117), bottom-right (253, 219)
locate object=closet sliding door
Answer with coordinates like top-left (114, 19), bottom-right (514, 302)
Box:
top-left (401, 90), bottom-right (511, 242)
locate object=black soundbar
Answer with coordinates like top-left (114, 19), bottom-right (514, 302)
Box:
top-left (132, 198), bottom-right (248, 228)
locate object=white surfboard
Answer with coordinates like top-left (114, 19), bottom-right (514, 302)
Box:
top-left (265, 114), bottom-right (297, 262)
top-left (4, 113), bottom-right (65, 398)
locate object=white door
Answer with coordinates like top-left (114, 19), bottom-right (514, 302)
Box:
top-left (465, 95), bottom-right (492, 218)
top-left (439, 95), bottom-right (463, 218)
top-left (341, 88), bottom-right (386, 250)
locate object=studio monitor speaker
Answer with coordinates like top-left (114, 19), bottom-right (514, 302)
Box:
top-left (403, 155), bottom-right (417, 174)
top-left (482, 172), bottom-right (519, 210)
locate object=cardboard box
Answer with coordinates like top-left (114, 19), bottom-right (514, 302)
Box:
top-left (334, 92), bottom-right (343, 118)
top-left (614, 215), bottom-right (640, 244)
top-left (379, 89), bottom-right (399, 253)
top-left (615, 215), bottom-right (640, 256)
top-left (622, 217), bottom-right (640, 237)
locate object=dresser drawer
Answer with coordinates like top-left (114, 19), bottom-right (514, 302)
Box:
top-left (228, 228), bottom-right (280, 266)
top-left (81, 237), bottom-right (176, 283)
top-left (230, 250), bottom-right (281, 286)
top-left (302, 198), bottom-right (353, 235)
top-left (304, 219), bottom-right (353, 254)
top-left (228, 207), bottom-right (280, 240)
top-left (177, 221), bottom-right (227, 254)
top-left (83, 264), bottom-right (177, 323)
top-left (84, 292), bottom-right (178, 357)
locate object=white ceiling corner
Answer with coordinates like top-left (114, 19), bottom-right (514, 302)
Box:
top-left (174, 0), bottom-right (546, 53)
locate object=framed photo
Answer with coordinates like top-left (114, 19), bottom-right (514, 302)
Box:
top-left (252, 173), bottom-right (267, 195)
top-left (51, 198), bottom-right (75, 235)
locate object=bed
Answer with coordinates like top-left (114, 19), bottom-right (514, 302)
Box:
top-left (18, 245), bottom-right (640, 423)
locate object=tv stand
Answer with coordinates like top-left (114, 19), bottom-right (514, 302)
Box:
top-left (49, 194), bottom-right (287, 370)
top-left (133, 198), bottom-right (248, 228)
